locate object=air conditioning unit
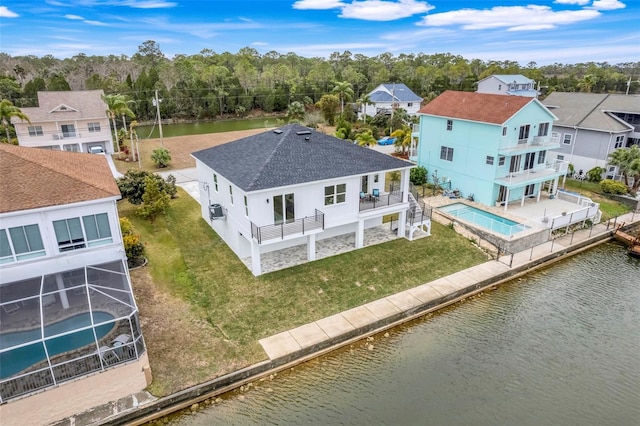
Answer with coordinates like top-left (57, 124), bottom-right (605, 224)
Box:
top-left (209, 204), bottom-right (226, 220)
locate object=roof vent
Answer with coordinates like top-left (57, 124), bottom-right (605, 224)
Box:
top-left (296, 130), bottom-right (311, 135)
top-left (273, 129), bottom-right (283, 134)
top-left (305, 137), bottom-right (310, 141)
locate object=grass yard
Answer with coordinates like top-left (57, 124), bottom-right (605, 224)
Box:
top-left (562, 178), bottom-right (632, 220)
top-left (120, 189), bottom-right (488, 396)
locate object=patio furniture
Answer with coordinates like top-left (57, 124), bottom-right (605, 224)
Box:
top-left (372, 189), bottom-right (380, 200)
top-left (2, 303), bottom-right (20, 315)
top-left (360, 191), bottom-right (366, 201)
top-left (111, 333), bottom-right (132, 347)
top-left (98, 345), bottom-right (119, 365)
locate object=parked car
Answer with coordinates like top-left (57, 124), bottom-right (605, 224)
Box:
top-left (89, 146), bottom-right (105, 155)
top-left (377, 136), bottom-right (396, 146)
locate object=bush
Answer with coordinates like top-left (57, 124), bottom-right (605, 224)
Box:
top-left (410, 166), bottom-right (428, 185)
top-left (120, 218), bottom-right (145, 262)
top-left (599, 179), bottom-right (628, 194)
top-left (586, 166), bottom-right (605, 183)
top-left (117, 170), bottom-right (177, 204)
top-left (151, 147), bottom-right (172, 168)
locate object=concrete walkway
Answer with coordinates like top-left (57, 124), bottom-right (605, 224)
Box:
top-left (259, 211), bottom-right (639, 360)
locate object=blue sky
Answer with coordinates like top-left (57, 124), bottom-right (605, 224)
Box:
top-left (0, 0), bottom-right (637, 64)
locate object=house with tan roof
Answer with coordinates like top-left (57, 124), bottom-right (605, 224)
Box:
top-left (0, 145), bottom-right (149, 425)
top-left (542, 92), bottom-right (640, 179)
top-left (415, 90), bottom-right (567, 211)
top-left (11, 90), bottom-right (114, 154)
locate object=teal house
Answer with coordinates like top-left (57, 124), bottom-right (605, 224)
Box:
top-left (414, 91), bottom-right (567, 210)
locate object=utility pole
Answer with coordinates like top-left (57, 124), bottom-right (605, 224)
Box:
top-left (153, 90), bottom-right (164, 146)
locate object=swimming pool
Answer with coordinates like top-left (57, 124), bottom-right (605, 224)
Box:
top-left (0, 311), bottom-right (115, 379)
top-left (438, 203), bottom-right (528, 236)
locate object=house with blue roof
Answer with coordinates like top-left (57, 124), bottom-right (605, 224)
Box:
top-left (415, 91), bottom-right (568, 210)
top-left (361, 83), bottom-right (423, 119)
top-left (477, 74), bottom-right (539, 98)
top-left (192, 124), bottom-right (431, 275)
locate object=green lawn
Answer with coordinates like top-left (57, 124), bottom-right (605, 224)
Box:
top-left (562, 178), bottom-right (632, 220)
top-left (120, 189), bottom-right (488, 395)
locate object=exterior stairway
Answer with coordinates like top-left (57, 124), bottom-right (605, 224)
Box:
top-left (406, 183), bottom-right (432, 241)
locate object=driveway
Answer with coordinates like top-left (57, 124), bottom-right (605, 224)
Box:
top-left (157, 167), bottom-right (201, 203)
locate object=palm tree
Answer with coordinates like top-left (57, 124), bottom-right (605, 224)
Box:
top-left (577, 74), bottom-right (598, 93)
top-left (391, 127), bottom-right (411, 155)
top-left (286, 101), bottom-right (306, 122)
top-left (355, 130), bottom-right (376, 147)
top-left (0, 99), bottom-right (30, 143)
top-left (608, 145), bottom-right (640, 192)
top-left (332, 81), bottom-right (354, 115)
top-left (356, 93), bottom-right (373, 120)
top-left (102, 93), bottom-right (135, 153)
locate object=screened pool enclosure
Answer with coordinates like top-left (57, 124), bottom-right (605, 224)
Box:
top-left (0, 260), bottom-right (145, 402)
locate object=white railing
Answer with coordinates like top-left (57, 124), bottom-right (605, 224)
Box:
top-left (498, 132), bottom-right (561, 152)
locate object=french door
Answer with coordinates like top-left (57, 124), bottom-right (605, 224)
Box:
top-left (273, 193), bottom-right (295, 224)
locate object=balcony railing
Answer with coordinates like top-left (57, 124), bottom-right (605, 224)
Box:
top-left (495, 160), bottom-right (568, 186)
top-left (498, 132), bottom-right (560, 153)
top-left (359, 190), bottom-right (404, 212)
top-left (251, 209), bottom-right (325, 244)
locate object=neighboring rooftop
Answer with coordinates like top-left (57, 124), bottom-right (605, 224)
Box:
top-left (191, 124), bottom-right (414, 192)
top-left (542, 92), bottom-right (640, 132)
top-left (0, 144), bottom-right (120, 213)
top-left (482, 74), bottom-right (535, 85)
top-left (418, 90), bottom-right (540, 125)
top-left (369, 83), bottom-right (423, 103)
top-left (11, 90), bottom-right (107, 123)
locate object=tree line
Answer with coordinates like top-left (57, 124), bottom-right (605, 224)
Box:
top-left (1, 40), bottom-right (638, 124)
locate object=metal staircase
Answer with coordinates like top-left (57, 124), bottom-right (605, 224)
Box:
top-left (406, 183), bottom-right (432, 240)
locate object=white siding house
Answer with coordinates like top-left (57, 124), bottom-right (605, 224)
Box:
top-left (360, 83), bottom-right (423, 119)
top-left (0, 145), bottom-right (149, 425)
top-left (192, 124), bottom-right (431, 276)
top-left (11, 90), bottom-right (114, 154)
top-left (477, 74), bottom-right (539, 98)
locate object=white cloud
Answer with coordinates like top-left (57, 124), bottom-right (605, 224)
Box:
top-left (293, 0), bottom-right (433, 21)
top-left (0, 6), bottom-right (19, 18)
top-left (591, 0), bottom-right (626, 10)
top-left (420, 5), bottom-right (600, 31)
top-left (554, 0), bottom-right (590, 5)
top-left (65, 14), bottom-right (84, 20)
top-left (340, 0), bottom-right (434, 21)
top-left (84, 20), bottom-right (108, 26)
top-left (122, 0), bottom-right (177, 9)
top-left (251, 41), bottom-right (269, 46)
top-left (293, 0), bottom-right (345, 10)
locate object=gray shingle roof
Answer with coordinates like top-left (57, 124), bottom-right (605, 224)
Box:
top-left (542, 92), bottom-right (638, 132)
top-left (192, 124), bottom-right (414, 192)
top-left (368, 83), bottom-right (422, 103)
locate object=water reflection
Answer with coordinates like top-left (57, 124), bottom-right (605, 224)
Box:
top-left (166, 243), bottom-right (640, 426)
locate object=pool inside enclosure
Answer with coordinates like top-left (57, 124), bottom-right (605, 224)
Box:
top-left (0, 260), bottom-right (146, 402)
top-left (438, 203), bottom-right (529, 236)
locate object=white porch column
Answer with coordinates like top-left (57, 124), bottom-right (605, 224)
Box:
top-left (307, 234), bottom-right (316, 261)
top-left (400, 169), bottom-right (410, 203)
top-left (521, 194), bottom-right (526, 207)
top-left (356, 220), bottom-right (365, 249)
top-left (55, 273), bottom-right (70, 309)
top-left (398, 210), bottom-right (407, 237)
top-left (552, 177), bottom-right (559, 195)
top-left (504, 188), bottom-right (510, 212)
top-left (536, 184), bottom-right (542, 202)
top-left (250, 241), bottom-right (262, 276)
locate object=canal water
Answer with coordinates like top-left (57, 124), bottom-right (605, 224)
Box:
top-left (138, 118), bottom-right (283, 139)
top-left (167, 243), bottom-right (640, 426)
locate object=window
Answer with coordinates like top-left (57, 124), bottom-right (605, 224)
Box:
top-left (518, 125), bottom-right (530, 143)
top-left (61, 124), bottom-right (76, 138)
top-left (537, 122), bottom-right (549, 137)
top-left (440, 146), bottom-right (454, 161)
top-left (213, 174), bottom-right (218, 192)
top-left (446, 120), bottom-right (453, 131)
top-left (498, 156), bottom-right (505, 166)
top-left (374, 174), bottom-right (379, 183)
top-left (538, 150), bottom-right (546, 164)
top-left (502, 127), bottom-right (507, 137)
top-left (229, 185), bottom-right (234, 205)
top-left (563, 134), bottom-right (572, 145)
top-left (28, 126), bottom-right (44, 136)
top-left (407, 103), bottom-right (413, 107)
top-left (498, 84), bottom-right (502, 91)
top-left (53, 213), bottom-right (112, 252)
top-left (0, 225), bottom-right (46, 263)
top-left (557, 155), bottom-right (565, 161)
top-left (324, 183), bottom-right (346, 206)
top-left (87, 122), bottom-right (101, 132)
top-left (63, 144), bottom-right (79, 152)
top-left (614, 135), bottom-right (625, 149)
top-left (244, 195), bottom-right (249, 216)
top-left (486, 156), bottom-right (494, 165)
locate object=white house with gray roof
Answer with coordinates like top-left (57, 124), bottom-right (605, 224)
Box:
top-left (360, 83), bottom-right (423, 119)
top-left (477, 74), bottom-right (539, 98)
top-left (192, 124), bottom-right (430, 276)
top-left (542, 92), bottom-right (640, 178)
top-left (11, 90), bottom-right (114, 155)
